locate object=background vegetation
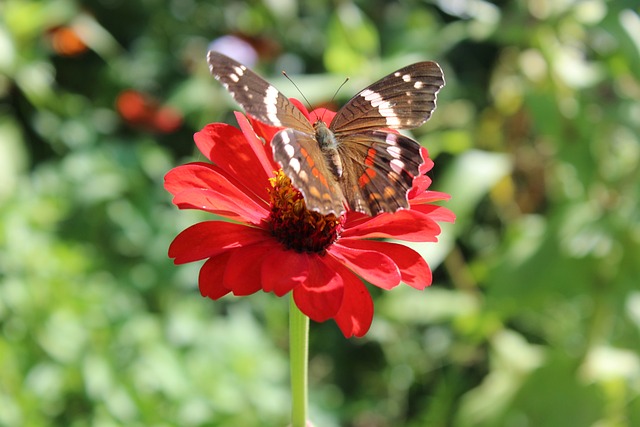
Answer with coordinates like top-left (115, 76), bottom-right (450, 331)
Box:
top-left (1, 0), bottom-right (639, 426)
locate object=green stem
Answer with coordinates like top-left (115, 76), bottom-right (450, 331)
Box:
top-left (289, 294), bottom-right (309, 427)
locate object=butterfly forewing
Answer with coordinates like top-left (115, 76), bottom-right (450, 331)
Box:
top-left (207, 51), bottom-right (313, 133)
top-left (271, 129), bottom-right (346, 215)
top-left (330, 62), bottom-right (445, 134)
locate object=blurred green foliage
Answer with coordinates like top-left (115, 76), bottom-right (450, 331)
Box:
top-left (1, 0), bottom-right (640, 426)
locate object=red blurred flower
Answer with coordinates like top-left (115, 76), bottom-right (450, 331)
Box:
top-left (165, 101), bottom-right (454, 337)
top-left (116, 90), bottom-right (183, 133)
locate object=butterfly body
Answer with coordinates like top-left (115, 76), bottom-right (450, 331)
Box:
top-left (313, 121), bottom-right (343, 178)
top-left (207, 51), bottom-right (445, 216)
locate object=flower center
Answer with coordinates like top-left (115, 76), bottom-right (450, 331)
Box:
top-left (267, 171), bottom-right (344, 254)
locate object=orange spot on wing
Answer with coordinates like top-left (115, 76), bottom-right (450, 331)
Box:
top-left (368, 193), bottom-right (383, 202)
top-left (365, 148), bottom-right (376, 167)
top-left (384, 186), bottom-right (396, 197)
top-left (317, 171), bottom-right (329, 187)
top-left (300, 147), bottom-right (315, 168)
top-left (299, 147), bottom-right (329, 188)
top-left (309, 186), bottom-right (322, 198)
top-left (358, 168), bottom-right (377, 187)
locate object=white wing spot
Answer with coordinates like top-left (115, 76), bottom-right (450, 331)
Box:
top-left (402, 74), bottom-right (411, 82)
top-left (386, 116), bottom-right (401, 126)
top-left (234, 66), bottom-right (244, 76)
top-left (390, 159), bottom-right (405, 174)
top-left (378, 102), bottom-right (395, 117)
top-left (361, 89), bottom-right (402, 123)
top-left (414, 81), bottom-right (424, 89)
top-left (394, 71), bottom-right (401, 77)
top-left (360, 89), bottom-right (378, 101)
top-left (369, 98), bottom-right (386, 108)
top-left (289, 158), bottom-right (301, 173)
top-left (265, 85), bottom-right (282, 126)
top-left (243, 85), bottom-right (249, 91)
top-left (229, 73), bottom-right (239, 82)
top-left (386, 142), bottom-right (402, 159)
top-left (283, 141), bottom-right (295, 157)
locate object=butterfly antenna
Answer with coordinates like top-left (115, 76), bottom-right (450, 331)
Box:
top-left (282, 71), bottom-right (316, 118)
top-left (331, 77), bottom-right (350, 102)
top-left (321, 77), bottom-right (349, 123)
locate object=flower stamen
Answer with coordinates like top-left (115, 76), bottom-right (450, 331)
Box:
top-left (267, 171), bottom-right (344, 254)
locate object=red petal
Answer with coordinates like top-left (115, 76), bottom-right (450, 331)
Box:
top-left (168, 221), bottom-right (271, 264)
top-left (164, 162), bottom-right (211, 196)
top-left (409, 204), bottom-right (456, 223)
top-left (199, 252), bottom-right (233, 299)
top-left (234, 112), bottom-right (280, 173)
top-left (290, 99), bottom-right (337, 126)
top-left (292, 255), bottom-right (344, 322)
top-left (419, 148), bottom-right (434, 174)
top-left (411, 190), bottom-right (453, 204)
top-left (408, 151), bottom-right (435, 198)
top-left (165, 163), bottom-right (269, 224)
top-left (194, 123), bottom-right (271, 202)
top-left (308, 105), bottom-right (336, 125)
top-left (193, 123), bottom-right (234, 161)
top-left (327, 257), bottom-right (374, 338)
top-left (328, 244), bottom-right (401, 290)
top-left (341, 209), bottom-right (442, 242)
top-left (249, 117), bottom-right (281, 147)
top-left (338, 239), bottom-right (432, 290)
top-left (223, 242), bottom-right (279, 296)
top-left (262, 249), bottom-right (310, 296)
top-left (172, 187), bottom-right (266, 224)
top-left (408, 175), bottom-right (432, 197)
top-left (343, 211), bottom-right (372, 229)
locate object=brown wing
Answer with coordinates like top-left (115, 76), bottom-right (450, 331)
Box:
top-left (336, 131), bottom-right (424, 216)
top-left (207, 51), bottom-right (314, 134)
top-left (330, 61), bottom-right (445, 134)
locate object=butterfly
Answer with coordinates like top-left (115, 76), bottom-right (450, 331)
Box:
top-left (207, 51), bottom-right (445, 217)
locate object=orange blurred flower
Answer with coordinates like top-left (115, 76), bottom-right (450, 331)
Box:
top-left (47, 26), bottom-right (88, 57)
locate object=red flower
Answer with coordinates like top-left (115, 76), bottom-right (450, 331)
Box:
top-left (165, 100), bottom-right (454, 337)
top-left (116, 90), bottom-right (183, 133)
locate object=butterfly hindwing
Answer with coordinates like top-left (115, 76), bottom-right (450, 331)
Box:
top-left (336, 131), bottom-right (424, 215)
top-left (207, 51), bottom-right (313, 133)
top-left (271, 129), bottom-right (346, 215)
top-left (330, 62), bottom-right (445, 134)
